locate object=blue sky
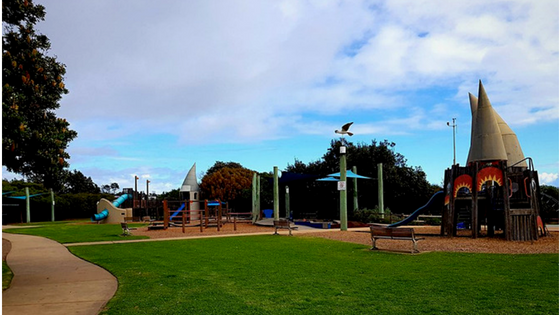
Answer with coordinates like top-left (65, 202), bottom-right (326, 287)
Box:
top-left (3, 0), bottom-right (559, 193)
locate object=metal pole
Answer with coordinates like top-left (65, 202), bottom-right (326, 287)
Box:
top-left (285, 186), bottom-right (290, 220)
top-left (50, 188), bottom-right (55, 222)
top-left (378, 163), bottom-right (384, 218)
top-left (25, 187), bottom-right (30, 223)
top-left (340, 146), bottom-right (347, 231)
top-left (448, 118), bottom-right (457, 165)
top-left (352, 166), bottom-right (358, 213)
top-left (273, 166), bottom-right (279, 220)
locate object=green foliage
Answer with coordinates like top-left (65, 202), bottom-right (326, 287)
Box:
top-left (352, 207), bottom-right (392, 224)
top-left (2, 0), bottom-right (77, 190)
top-left (69, 236), bottom-right (559, 314)
top-left (200, 163), bottom-right (255, 211)
top-left (540, 185), bottom-right (559, 223)
top-left (2, 179), bottom-right (111, 222)
top-left (55, 193), bottom-right (114, 220)
top-left (203, 161), bottom-right (243, 178)
top-left (159, 188), bottom-right (180, 200)
top-left (59, 170), bottom-right (100, 194)
top-left (286, 139), bottom-right (435, 219)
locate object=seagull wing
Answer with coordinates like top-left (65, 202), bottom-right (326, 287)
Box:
top-left (341, 122), bottom-right (353, 131)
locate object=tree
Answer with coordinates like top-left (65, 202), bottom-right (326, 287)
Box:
top-left (199, 164), bottom-right (254, 211)
top-left (110, 182), bottom-right (120, 194)
top-left (2, 0), bottom-right (77, 189)
top-left (204, 161), bottom-right (243, 178)
top-left (285, 139), bottom-right (435, 219)
top-left (60, 170), bottom-right (100, 194)
top-left (101, 184), bottom-right (111, 194)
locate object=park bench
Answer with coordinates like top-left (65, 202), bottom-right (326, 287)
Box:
top-left (273, 219), bottom-right (298, 236)
top-left (121, 222), bottom-right (131, 236)
top-left (370, 226), bottom-right (424, 253)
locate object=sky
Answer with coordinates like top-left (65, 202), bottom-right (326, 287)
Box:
top-left (3, 0), bottom-right (559, 193)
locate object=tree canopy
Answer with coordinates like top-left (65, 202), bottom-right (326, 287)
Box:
top-left (285, 139), bottom-right (440, 219)
top-left (60, 170), bottom-right (100, 194)
top-left (2, 0), bottom-right (77, 190)
top-left (199, 162), bottom-right (255, 211)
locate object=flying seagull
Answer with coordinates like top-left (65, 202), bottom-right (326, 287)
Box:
top-left (335, 122), bottom-right (354, 136)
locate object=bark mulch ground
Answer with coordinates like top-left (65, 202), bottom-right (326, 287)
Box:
top-left (132, 224), bottom-right (558, 254)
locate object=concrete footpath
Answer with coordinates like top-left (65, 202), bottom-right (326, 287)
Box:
top-left (2, 232), bottom-right (117, 315)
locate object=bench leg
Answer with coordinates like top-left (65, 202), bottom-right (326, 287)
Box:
top-left (371, 236), bottom-right (378, 250)
top-left (273, 227), bottom-right (279, 235)
top-left (412, 239), bottom-right (419, 253)
top-left (288, 227), bottom-right (292, 236)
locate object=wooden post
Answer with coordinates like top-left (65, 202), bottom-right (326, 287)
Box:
top-left (252, 173), bottom-right (257, 222)
top-left (25, 187), bottom-right (30, 223)
top-left (182, 209), bottom-right (186, 233)
top-left (204, 200), bottom-right (209, 228)
top-left (273, 166), bottom-right (279, 221)
top-left (352, 166), bottom-right (358, 214)
top-left (163, 200), bottom-right (169, 230)
top-left (377, 163), bottom-right (384, 219)
top-left (504, 162), bottom-right (512, 240)
top-left (217, 200), bottom-right (222, 231)
top-left (472, 163), bottom-right (479, 239)
top-left (256, 175), bottom-right (260, 222)
top-left (199, 210), bottom-right (203, 232)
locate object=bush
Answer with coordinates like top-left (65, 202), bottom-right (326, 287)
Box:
top-left (352, 207), bottom-right (392, 224)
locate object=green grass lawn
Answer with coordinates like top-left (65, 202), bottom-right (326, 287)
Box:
top-left (3, 221), bottom-right (148, 243)
top-left (2, 261), bottom-right (13, 291)
top-left (69, 235), bottom-right (559, 315)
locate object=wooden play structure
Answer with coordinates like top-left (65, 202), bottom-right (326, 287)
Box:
top-left (441, 82), bottom-right (544, 241)
top-left (154, 199), bottom-right (253, 232)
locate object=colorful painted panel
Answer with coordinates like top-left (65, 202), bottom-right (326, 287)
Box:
top-left (476, 167), bottom-right (503, 191)
top-left (453, 174), bottom-right (472, 197)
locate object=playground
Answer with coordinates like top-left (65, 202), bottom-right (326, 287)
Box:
top-left (111, 223), bottom-right (559, 254)
top-left (3, 221), bottom-right (558, 314)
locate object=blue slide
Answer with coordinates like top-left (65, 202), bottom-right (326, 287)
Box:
top-left (92, 194), bottom-right (132, 221)
top-left (388, 191), bottom-right (444, 227)
top-left (170, 203), bottom-right (185, 219)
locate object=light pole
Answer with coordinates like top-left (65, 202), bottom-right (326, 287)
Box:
top-left (447, 118), bottom-right (457, 165)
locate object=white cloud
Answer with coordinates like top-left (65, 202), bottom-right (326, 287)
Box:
top-left (28, 0), bottom-right (556, 188)
top-left (539, 172), bottom-right (559, 187)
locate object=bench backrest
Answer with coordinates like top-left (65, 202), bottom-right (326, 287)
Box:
top-left (273, 220), bottom-right (290, 227)
top-left (370, 226), bottom-right (414, 237)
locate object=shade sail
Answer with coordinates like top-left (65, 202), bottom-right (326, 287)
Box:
top-left (326, 170), bottom-right (372, 179)
top-left (316, 177), bottom-right (339, 182)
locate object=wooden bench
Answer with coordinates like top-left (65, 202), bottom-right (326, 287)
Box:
top-left (273, 219), bottom-right (297, 236)
top-left (370, 226), bottom-right (424, 253)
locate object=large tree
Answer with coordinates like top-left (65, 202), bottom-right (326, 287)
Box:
top-left (199, 162), bottom-right (254, 211)
top-left (2, 0), bottom-right (77, 189)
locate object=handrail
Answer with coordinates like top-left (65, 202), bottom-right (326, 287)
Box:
top-left (509, 157), bottom-right (534, 171)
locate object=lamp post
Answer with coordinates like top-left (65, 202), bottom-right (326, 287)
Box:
top-left (339, 145), bottom-right (347, 231)
top-left (447, 118), bottom-right (457, 165)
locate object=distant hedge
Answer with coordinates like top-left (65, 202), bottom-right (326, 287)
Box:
top-left (3, 193), bottom-right (113, 223)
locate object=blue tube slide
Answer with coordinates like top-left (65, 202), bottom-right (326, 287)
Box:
top-left (388, 191), bottom-right (444, 227)
top-left (92, 194), bottom-right (132, 221)
top-left (170, 203), bottom-right (185, 219)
